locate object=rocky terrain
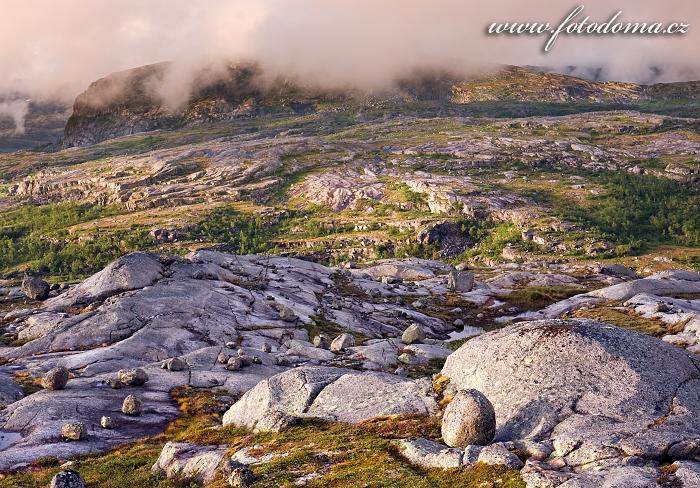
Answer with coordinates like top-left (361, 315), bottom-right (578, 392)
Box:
top-left (0, 64), bottom-right (698, 487)
top-left (0, 251), bottom-right (699, 486)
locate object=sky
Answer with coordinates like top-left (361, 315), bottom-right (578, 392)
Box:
top-left (0, 0), bottom-right (698, 105)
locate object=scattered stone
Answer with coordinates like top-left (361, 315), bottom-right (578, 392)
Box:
top-left (330, 333), bottom-right (355, 352)
top-left (122, 394), bottom-right (143, 415)
top-left (41, 366), bottom-right (69, 390)
top-left (238, 356), bottom-right (254, 367)
top-left (598, 263), bottom-right (640, 279)
top-left (402, 323), bottom-right (426, 344)
top-left (108, 378), bottom-right (123, 389)
top-left (228, 466), bottom-right (256, 487)
top-left (668, 440), bottom-right (700, 460)
top-left (447, 270), bottom-right (474, 293)
top-left (453, 319), bottom-right (464, 327)
top-left (278, 305), bottom-right (297, 322)
top-left (313, 334), bottom-right (330, 349)
top-left (22, 276), bottom-right (50, 301)
top-left (217, 352), bottom-right (231, 364)
top-left (261, 343), bottom-right (272, 353)
top-left (117, 368), bottom-right (149, 386)
top-left (100, 416), bottom-right (116, 429)
top-left (394, 367), bottom-right (408, 377)
top-left (50, 470), bottom-right (87, 488)
top-left (477, 443), bottom-right (524, 469)
top-left (441, 389), bottom-right (496, 448)
top-left (162, 357), bottom-right (187, 371)
top-left (61, 422), bottom-right (87, 441)
top-left (397, 353), bottom-right (415, 365)
top-left (226, 357), bottom-right (243, 371)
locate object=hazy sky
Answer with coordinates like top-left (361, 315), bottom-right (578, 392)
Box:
top-left (1, 0), bottom-right (698, 103)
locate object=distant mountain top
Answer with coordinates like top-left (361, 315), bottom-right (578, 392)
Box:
top-left (0, 63), bottom-right (696, 149)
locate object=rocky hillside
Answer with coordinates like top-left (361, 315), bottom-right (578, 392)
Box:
top-left (62, 63), bottom-right (700, 148)
top-left (0, 63), bottom-right (698, 487)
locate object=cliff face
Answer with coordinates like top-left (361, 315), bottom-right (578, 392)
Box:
top-left (62, 63), bottom-right (348, 147)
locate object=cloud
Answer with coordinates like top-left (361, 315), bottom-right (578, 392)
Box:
top-left (0, 100), bottom-right (29, 134)
top-left (0, 0), bottom-right (697, 105)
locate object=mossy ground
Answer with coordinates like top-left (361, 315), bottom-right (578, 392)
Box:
top-left (0, 388), bottom-right (524, 488)
top-left (570, 304), bottom-right (686, 337)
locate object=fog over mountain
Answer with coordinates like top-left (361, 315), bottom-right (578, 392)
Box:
top-left (2, 0), bottom-right (698, 110)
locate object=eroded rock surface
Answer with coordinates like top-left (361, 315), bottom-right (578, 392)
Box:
top-left (442, 319), bottom-right (700, 473)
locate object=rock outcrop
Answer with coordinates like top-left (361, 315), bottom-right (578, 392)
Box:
top-left (222, 366), bottom-right (437, 431)
top-left (442, 319), bottom-right (700, 471)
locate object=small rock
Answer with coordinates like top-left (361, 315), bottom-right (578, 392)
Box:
top-left (261, 343), bottom-right (272, 353)
top-left (394, 367), bottom-right (408, 377)
top-left (218, 352), bottom-right (231, 364)
top-left (447, 270), bottom-right (474, 293)
top-left (108, 378), bottom-right (123, 389)
top-left (100, 416), bottom-right (116, 429)
top-left (122, 394), bottom-right (143, 415)
top-left (50, 470), bottom-right (87, 488)
top-left (117, 368), bottom-right (149, 386)
top-left (668, 440), bottom-right (700, 460)
top-left (330, 333), bottom-right (355, 353)
top-left (313, 334), bottom-right (330, 349)
top-left (225, 341), bottom-right (237, 348)
top-left (453, 319), bottom-right (464, 327)
top-left (278, 305), bottom-right (297, 322)
top-left (402, 323), bottom-right (426, 344)
top-left (397, 353), bottom-right (413, 365)
top-left (441, 389), bottom-right (496, 448)
top-left (226, 357), bottom-right (243, 371)
top-left (61, 422), bottom-right (87, 441)
top-left (239, 355), bottom-right (255, 367)
top-left (41, 366), bottom-right (69, 390)
top-left (22, 276), bottom-right (50, 301)
top-left (162, 357), bottom-right (187, 371)
top-left (228, 466), bottom-right (256, 487)
top-left (477, 443), bottom-right (524, 469)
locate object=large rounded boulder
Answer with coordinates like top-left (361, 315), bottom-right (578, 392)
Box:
top-left (441, 319), bottom-right (700, 462)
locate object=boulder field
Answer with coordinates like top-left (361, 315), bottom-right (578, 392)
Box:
top-left (0, 252), bottom-right (699, 486)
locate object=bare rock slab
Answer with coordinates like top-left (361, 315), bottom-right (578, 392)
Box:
top-left (396, 438), bottom-right (463, 469)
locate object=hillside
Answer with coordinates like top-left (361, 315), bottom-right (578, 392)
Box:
top-left (0, 64), bottom-right (699, 487)
top-left (59, 63), bottom-right (700, 149)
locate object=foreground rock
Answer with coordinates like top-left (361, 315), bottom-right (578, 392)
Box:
top-left (21, 276), bottom-right (50, 301)
top-left (152, 441), bottom-right (231, 484)
top-left (441, 389), bottom-right (496, 448)
top-left (223, 366), bottom-right (437, 431)
top-left (50, 470), bottom-right (87, 488)
top-left (41, 366), bottom-right (69, 390)
top-left (442, 319), bottom-right (700, 474)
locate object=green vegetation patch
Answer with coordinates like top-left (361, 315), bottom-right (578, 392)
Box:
top-left (571, 304), bottom-right (686, 337)
top-left (502, 286), bottom-right (584, 312)
top-left (0, 203), bottom-right (151, 279)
